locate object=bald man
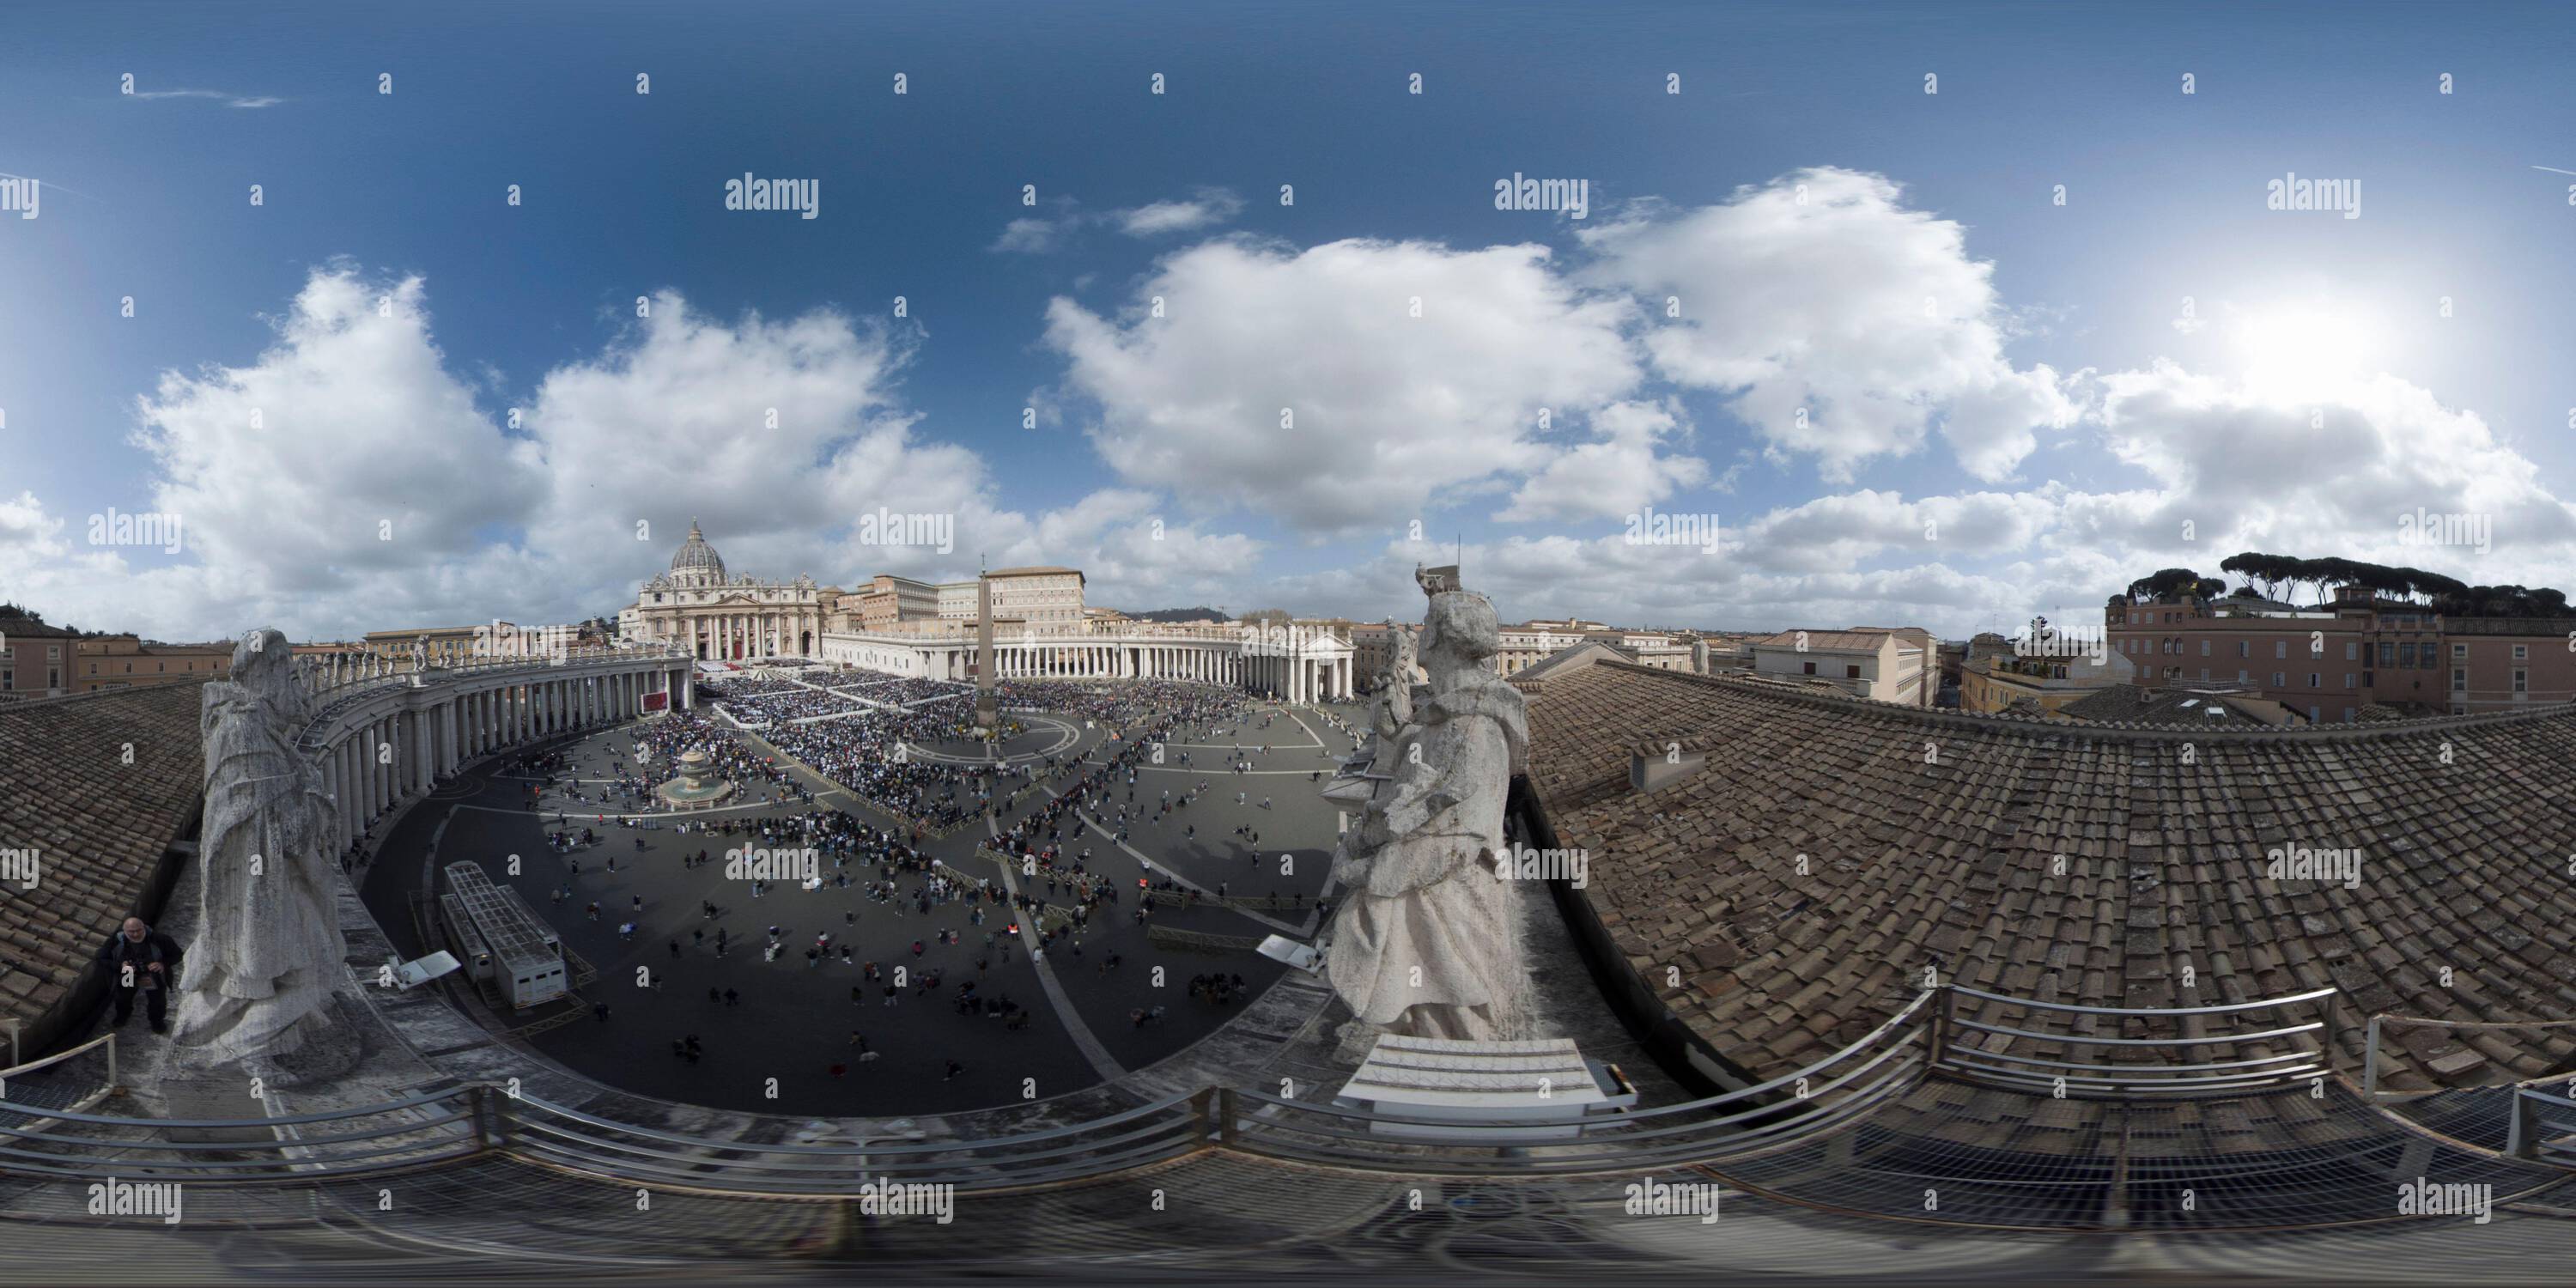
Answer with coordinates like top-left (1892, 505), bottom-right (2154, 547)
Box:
top-left (97, 917), bottom-right (184, 1035)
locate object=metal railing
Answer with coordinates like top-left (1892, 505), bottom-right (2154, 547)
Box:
top-left (1216, 989), bottom-right (1937, 1175)
top-left (2506, 1078), bottom-right (2576, 1164)
top-left (1931, 983), bottom-right (2341, 1097)
top-left (0, 1033), bottom-right (118, 1118)
top-left (0, 983), bottom-right (2384, 1194)
top-left (0, 1084), bottom-right (483, 1184)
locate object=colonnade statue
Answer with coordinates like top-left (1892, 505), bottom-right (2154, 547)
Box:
top-left (1322, 575), bottom-right (1531, 1042)
top-left (170, 628), bottom-right (353, 1076)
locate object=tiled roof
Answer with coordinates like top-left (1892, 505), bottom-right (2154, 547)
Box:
top-left (2056, 684), bottom-right (2264, 727)
top-left (0, 619), bottom-right (83, 639)
top-left (1526, 661), bottom-right (2576, 1096)
top-left (1751, 630), bottom-right (1901, 653)
top-left (1504, 641), bottom-right (1629, 694)
top-left (0, 682), bottom-right (209, 1030)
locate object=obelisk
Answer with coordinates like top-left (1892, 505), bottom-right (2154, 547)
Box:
top-left (972, 568), bottom-right (999, 733)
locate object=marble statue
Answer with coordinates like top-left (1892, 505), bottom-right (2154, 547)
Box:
top-left (410, 635), bottom-right (429, 672)
top-left (1324, 586), bottom-right (1531, 1042)
top-left (170, 629), bottom-right (351, 1075)
top-left (1363, 623), bottom-right (1419, 779)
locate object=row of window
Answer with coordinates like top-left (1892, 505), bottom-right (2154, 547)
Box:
top-left (2123, 635), bottom-right (2491, 670)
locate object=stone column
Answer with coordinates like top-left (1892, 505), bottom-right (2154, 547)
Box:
top-left (340, 739), bottom-right (355, 841)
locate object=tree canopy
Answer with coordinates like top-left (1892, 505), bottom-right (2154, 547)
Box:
top-left (2198, 553), bottom-right (2558, 616)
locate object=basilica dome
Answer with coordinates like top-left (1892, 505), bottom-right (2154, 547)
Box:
top-left (670, 519), bottom-right (726, 586)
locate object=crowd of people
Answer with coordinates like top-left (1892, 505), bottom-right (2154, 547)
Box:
top-left (488, 659), bottom-right (1350, 1104)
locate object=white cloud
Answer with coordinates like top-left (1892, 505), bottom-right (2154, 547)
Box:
top-left (1499, 399), bottom-right (1708, 523)
top-left (133, 267), bottom-right (549, 590)
top-left (1580, 167), bottom-right (2075, 483)
top-left (1044, 236), bottom-right (1643, 533)
top-left (10, 265), bottom-right (1286, 639)
top-left (1115, 189), bottom-right (1243, 236)
top-left (990, 218), bottom-right (1060, 254)
top-left (129, 88), bottom-right (282, 108)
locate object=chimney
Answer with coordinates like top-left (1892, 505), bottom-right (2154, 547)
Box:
top-left (1630, 740), bottom-right (1707, 794)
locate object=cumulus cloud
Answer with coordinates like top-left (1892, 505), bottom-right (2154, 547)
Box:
top-left (1580, 167), bottom-right (2075, 483)
top-left (11, 265), bottom-right (1279, 640)
top-left (134, 267), bottom-right (549, 589)
top-left (1499, 399), bottom-right (1709, 523)
top-left (1044, 236), bottom-right (1644, 533)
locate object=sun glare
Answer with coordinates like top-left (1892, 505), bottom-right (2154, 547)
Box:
top-left (2231, 305), bottom-right (2381, 403)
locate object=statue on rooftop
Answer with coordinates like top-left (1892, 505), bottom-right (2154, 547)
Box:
top-left (169, 628), bottom-right (352, 1078)
top-left (1364, 623), bottom-right (1419, 778)
top-left (1324, 583), bottom-right (1531, 1042)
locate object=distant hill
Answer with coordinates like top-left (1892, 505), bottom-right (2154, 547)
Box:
top-left (1125, 607), bottom-right (1229, 623)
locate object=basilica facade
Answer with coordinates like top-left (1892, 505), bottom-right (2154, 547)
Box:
top-left (621, 521), bottom-right (834, 661)
top-left (621, 523), bottom-right (1358, 701)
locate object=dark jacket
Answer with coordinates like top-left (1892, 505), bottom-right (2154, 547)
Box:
top-left (97, 929), bottom-right (184, 988)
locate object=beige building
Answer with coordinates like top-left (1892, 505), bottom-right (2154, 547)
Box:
top-left (625, 521), bottom-right (835, 662)
top-left (985, 567), bottom-right (1086, 627)
top-left (0, 617), bottom-right (78, 702)
top-left (362, 625), bottom-right (493, 665)
top-left (1958, 647), bottom-right (2137, 716)
top-left (1749, 627), bottom-right (1936, 707)
top-left (75, 635), bottom-right (233, 692)
top-left (846, 574), bottom-right (940, 630)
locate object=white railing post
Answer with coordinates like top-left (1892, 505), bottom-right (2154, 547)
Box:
top-left (2360, 1014), bottom-right (2383, 1100)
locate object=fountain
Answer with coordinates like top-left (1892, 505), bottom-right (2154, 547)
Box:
top-left (654, 747), bottom-right (736, 811)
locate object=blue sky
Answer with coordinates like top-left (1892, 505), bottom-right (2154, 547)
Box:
top-left (5, 0), bottom-right (2576, 641)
